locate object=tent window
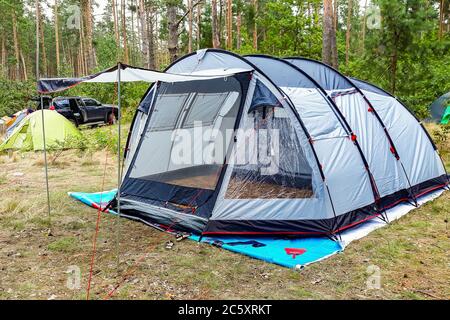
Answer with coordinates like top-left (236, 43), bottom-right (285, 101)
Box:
top-left (183, 92), bottom-right (229, 127)
top-left (148, 93), bottom-right (189, 131)
top-left (128, 77), bottom-right (242, 192)
top-left (225, 107), bottom-right (314, 199)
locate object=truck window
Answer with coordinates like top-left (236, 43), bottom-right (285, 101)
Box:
top-left (53, 99), bottom-right (70, 110)
top-left (83, 99), bottom-right (98, 106)
top-left (76, 99), bottom-right (85, 107)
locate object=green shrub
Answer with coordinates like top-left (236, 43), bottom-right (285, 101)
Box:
top-left (0, 79), bottom-right (36, 117)
top-left (79, 123), bottom-right (129, 155)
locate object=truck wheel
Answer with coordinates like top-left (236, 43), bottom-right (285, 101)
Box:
top-left (106, 112), bottom-right (116, 125)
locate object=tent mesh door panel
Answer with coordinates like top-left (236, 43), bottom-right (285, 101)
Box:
top-left (124, 77), bottom-right (243, 208)
top-left (225, 106), bottom-right (314, 199)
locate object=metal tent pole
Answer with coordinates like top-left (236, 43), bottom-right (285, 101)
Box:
top-left (116, 62), bottom-right (122, 271)
top-left (36, 0), bottom-right (51, 231)
top-left (41, 96), bottom-right (51, 227)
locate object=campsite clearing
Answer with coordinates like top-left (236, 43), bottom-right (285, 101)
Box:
top-left (0, 125), bottom-right (448, 300)
top-left (0, 125), bottom-right (450, 299)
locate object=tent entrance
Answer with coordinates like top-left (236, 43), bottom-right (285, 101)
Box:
top-left (120, 75), bottom-right (250, 218)
top-left (224, 105), bottom-right (314, 200)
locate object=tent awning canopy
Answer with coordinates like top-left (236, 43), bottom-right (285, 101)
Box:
top-left (37, 63), bottom-right (253, 94)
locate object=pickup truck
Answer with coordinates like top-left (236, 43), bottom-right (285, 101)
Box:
top-left (38, 96), bottom-right (118, 127)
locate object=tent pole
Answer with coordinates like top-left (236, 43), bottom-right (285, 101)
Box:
top-left (41, 95), bottom-right (51, 229)
top-left (36, 0), bottom-right (51, 232)
top-left (116, 62), bottom-right (122, 272)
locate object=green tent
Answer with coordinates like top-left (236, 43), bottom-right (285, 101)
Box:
top-left (440, 105), bottom-right (450, 124)
top-left (0, 110), bottom-right (82, 151)
top-left (429, 92), bottom-right (450, 123)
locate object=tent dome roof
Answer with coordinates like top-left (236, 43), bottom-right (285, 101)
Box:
top-left (0, 110), bottom-right (82, 151)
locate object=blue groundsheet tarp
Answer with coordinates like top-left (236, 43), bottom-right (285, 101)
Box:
top-left (68, 190), bottom-right (342, 268)
top-left (192, 235), bottom-right (342, 268)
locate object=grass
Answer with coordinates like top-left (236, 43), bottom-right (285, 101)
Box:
top-left (48, 237), bottom-right (79, 253)
top-left (0, 124), bottom-right (449, 300)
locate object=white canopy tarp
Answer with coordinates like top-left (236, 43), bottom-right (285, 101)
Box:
top-left (84, 67), bottom-right (252, 83)
top-left (37, 63), bottom-right (252, 93)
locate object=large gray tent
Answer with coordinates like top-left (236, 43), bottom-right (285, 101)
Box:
top-left (114, 49), bottom-right (448, 236)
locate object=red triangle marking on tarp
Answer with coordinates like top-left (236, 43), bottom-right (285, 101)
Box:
top-left (285, 248), bottom-right (307, 259)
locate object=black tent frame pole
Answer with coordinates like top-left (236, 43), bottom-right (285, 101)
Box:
top-left (36, 0), bottom-right (51, 230)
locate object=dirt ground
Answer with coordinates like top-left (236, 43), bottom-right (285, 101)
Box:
top-left (0, 129), bottom-right (449, 300)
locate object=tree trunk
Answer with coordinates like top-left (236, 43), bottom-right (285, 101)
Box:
top-left (167, 3), bottom-right (179, 62)
top-left (36, 3), bottom-right (48, 77)
top-left (82, 0), bottom-right (95, 71)
top-left (112, 0), bottom-right (120, 49)
top-left (331, 1), bottom-right (338, 69)
top-left (155, 7), bottom-right (160, 67)
top-left (219, 0), bottom-right (224, 45)
top-left (211, 0), bottom-right (221, 48)
top-left (76, 47), bottom-right (79, 75)
top-left (12, 12), bottom-right (21, 80)
top-left (136, 1), bottom-right (141, 52)
top-left (79, 16), bottom-right (86, 76)
top-left (1, 37), bottom-right (6, 78)
top-left (41, 16), bottom-right (48, 75)
top-left (236, 12), bottom-right (241, 50)
top-left (61, 41), bottom-right (68, 75)
top-left (188, 0), bottom-right (193, 53)
top-left (333, 0), bottom-right (338, 31)
top-left (253, 0), bottom-right (258, 50)
top-left (438, 0), bottom-right (444, 40)
top-left (322, 0), bottom-right (333, 66)
top-left (54, 0), bottom-right (60, 75)
top-left (138, 0), bottom-right (149, 67)
top-left (121, 0), bottom-right (129, 63)
top-left (226, 0), bottom-right (232, 49)
top-left (361, 0), bottom-right (367, 53)
top-left (345, 0), bottom-right (352, 65)
top-left (322, 0), bottom-right (338, 69)
top-left (147, 4), bottom-right (155, 69)
top-left (20, 50), bottom-right (28, 81)
top-left (130, 0), bottom-right (135, 64)
top-left (78, 46), bottom-right (82, 76)
top-left (196, 3), bottom-right (201, 50)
